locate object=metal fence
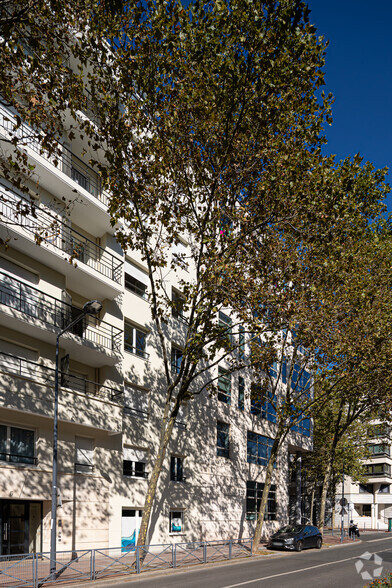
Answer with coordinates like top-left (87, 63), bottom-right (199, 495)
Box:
top-left (0, 271), bottom-right (123, 354)
top-left (0, 185), bottom-right (123, 284)
top-left (0, 538), bottom-right (253, 587)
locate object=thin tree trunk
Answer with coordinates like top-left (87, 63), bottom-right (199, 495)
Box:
top-left (318, 461), bottom-right (332, 533)
top-left (136, 413), bottom-right (176, 551)
top-left (309, 483), bottom-right (315, 524)
top-left (252, 435), bottom-right (281, 554)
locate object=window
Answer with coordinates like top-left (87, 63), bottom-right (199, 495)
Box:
top-left (238, 377), bottom-right (245, 410)
top-left (364, 463), bottom-right (391, 476)
top-left (283, 360), bottom-right (311, 391)
top-left (75, 437), bottom-right (94, 474)
top-left (246, 481), bottom-right (276, 521)
top-left (172, 290), bottom-right (186, 322)
top-left (291, 416), bottom-right (311, 437)
top-left (219, 312), bottom-right (232, 343)
top-left (269, 361), bottom-right (277, 379)
top-left (247, 431), bottom-right (275, 467)
top-left (359, 483), bottom-right (373, 493)
top-left (250, 383), bottom-right (264, 416)
top-left (170, 456), bottom-right (184, 482)
top-left (217, 421), bottom-right (230, 458)
top-left (124, 260), bottom-right (148, 299)
top-left (72, 167), bottom-right (90, 192)
top-left (169, 511), bottom-right (184, 534)
top-left (124, 323), bottom-right (148, 358)
top-left (171, 346), bottom-right (183, 374)
top-left (379, 484), bottom-right (390, 493)
top-left (368, 443), bottom-right (390, 457)
top-left (218, 367), bottom-right (231, 404)
top-left (123, 447), bottom-right (148, 478)
top-left (0, 425), bottom-right (35, 465)
top-left (238, 326), bottom-right (245, 359)
top-left (123, 384), bottom-right (149, 419)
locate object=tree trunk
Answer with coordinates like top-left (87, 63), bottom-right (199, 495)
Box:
top-left (309, 483), bottom-right (315, 524)
top-left (251, 436), bottom-right (281, 554)
top-left (318, 461), bottom-right (332, 533)
top-left (136, 413), bottom-right (176, 552)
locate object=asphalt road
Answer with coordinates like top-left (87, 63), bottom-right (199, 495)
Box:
top-left (103, 533), bottom-right (392, 588)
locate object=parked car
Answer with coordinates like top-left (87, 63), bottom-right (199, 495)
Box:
top-left (267, 524), bottom-right (322, 552)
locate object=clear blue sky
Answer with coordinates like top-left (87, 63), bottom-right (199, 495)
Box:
top-left (308, 1), bottom-right (392, 207)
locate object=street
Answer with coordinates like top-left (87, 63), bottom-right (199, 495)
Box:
top-left (102, 533), bottom-right (392, 588)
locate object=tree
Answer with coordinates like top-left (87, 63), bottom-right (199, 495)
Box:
top-left (1, 0), bottom-right (390, 551)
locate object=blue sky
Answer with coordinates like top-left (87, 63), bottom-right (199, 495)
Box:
top-left (308, 1), bottom-right (392, 206)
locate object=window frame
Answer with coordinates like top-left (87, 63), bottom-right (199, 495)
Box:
top-left (170, 455), bottom-right (184, 482)
top-left (169, 510), bottom-right (184, 534)
top-left (246, 481), bottom-right (277, 521)
top-left (246, 431), bottom-right (275, 467)
top-left (218, 367), bottom-right (231, 405)
top-left (217, 421), bottom-right (230, 458)
top-left (124, 322), bottom-right (148, 359)
top-left (0, 424), bottom-right (36, 465)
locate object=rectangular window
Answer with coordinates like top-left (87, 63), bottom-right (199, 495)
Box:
top-left (250, 383), bottom-right (264, 416)
top-left (218, 367), bottom-right (231, 404)
top-left (171, 346), bottom-right (183, 374)
top-left (170, 510), bottom-right (184, 534)
top-left (364, 463), bottom-right (391, 476)
top-left (217, 421), bottom-right (230, 458)
top-left (0, 424), bottom-right (36, 465)
top-left (125, 274), bottom-right (148, 299)
top-left (247, 431), bottom-right (275, 467)
top-left (368, 444), bottom-right (390, 456)
top-left (123, 447), bottom-right (148, 478)
top-left (75, 437), bottom-right (94, 474)
top-left (238, 326), bottom-right (245, 359)
top-left (238, 377), bottom-right (245, 410)
top-left (170, 456), bottom-right (184, 482)
top-left (124, 323), bottom-right (148, 359)
top-left (124, 259), bottom-right (148, 299)
top-left (172, 290), bottom-right (186, 322)
top-left (246, 481), bottom-right (276, 521)
top-left (219, 311), bottom-right (232, 344)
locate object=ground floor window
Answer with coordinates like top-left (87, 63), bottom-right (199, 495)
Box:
top-left (170, 510), bottom-right (184, 534)
top-left (121, 509), bottom-right (143, 552)
top-left (0, 425), bottom-right (35, 465)
top-left (246, 481), bottom-right (276, 521)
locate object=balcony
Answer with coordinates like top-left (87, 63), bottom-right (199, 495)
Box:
top-left (0, 185), bottom-right (123, 298)
top-left (0, 351), bottom-right (122, 432)
top-left (0, 101), bottom-right (111, 234)
top-left (0, 271), bottom-right (122, 364)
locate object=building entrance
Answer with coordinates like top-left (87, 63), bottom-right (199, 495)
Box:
top-left (0, 500), bottom-right (42, 555)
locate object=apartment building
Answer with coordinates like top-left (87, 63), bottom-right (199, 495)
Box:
top-left (0, 94), bottom-right (312, 557)
top-left (337, 424), bottom-right (392, 531)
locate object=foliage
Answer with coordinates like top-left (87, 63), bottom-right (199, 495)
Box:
top-left (365, 573), bottom-right (392, 588)
top-left (0, 0), bottom-right (391, 550)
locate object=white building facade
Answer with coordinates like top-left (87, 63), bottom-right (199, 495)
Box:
top-left (0, 97), bottom-right (312, 556)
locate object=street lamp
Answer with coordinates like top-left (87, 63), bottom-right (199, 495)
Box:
top-left (50, 300), bottom-right (102, 579)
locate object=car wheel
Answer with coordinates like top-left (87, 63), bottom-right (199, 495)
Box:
top-left (295, 540), bottom-right (303, 552)
top-left (316, 537), bottom-right (322, 549)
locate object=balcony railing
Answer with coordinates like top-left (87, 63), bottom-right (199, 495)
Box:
top-left (0, 100), bottom-right (107, 205)
top-left (0, 272), bottom-right (122, 354)
top-left (0, 351), bottom-right (123, 402)
top-left (0, 185), bottom-right (122, 283)
top-left (124, 406), bottom-right (149, 419)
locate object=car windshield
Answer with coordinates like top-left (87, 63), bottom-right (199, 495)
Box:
top-left (276, 525), bottom-right (304, 534)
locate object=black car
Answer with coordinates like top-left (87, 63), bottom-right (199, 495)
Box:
top-left (268, 524), bottom-right (322, 552)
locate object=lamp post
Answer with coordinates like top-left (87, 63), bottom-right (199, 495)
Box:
top-left (50, 300), bottom-right (102, 579)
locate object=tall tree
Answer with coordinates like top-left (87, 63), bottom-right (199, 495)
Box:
top-left (0, 0), bottom-right (390, 551)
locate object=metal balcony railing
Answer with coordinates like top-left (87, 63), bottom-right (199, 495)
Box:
top-left (123, 406), bottom-right (149, 419)
top-left (0, 350), bottom-right (123, 402)
top-left (0, 100), bottom-right (108, 205)
top-left (0, 272), bottom-right (122, 354)
top-left (0, 185), bottom-right (123, 283)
